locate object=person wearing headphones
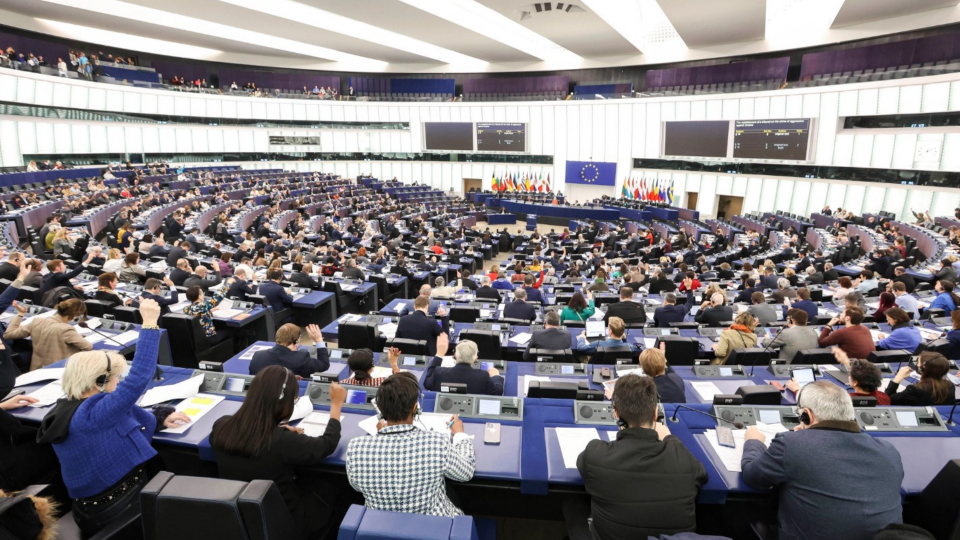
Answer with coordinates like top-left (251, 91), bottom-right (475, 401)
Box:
top-left (423, 340), bottom-right (504, 395)
top-left (346, 372), bottom-right (475, 517)
top-left (764, 308), bottom-right (819, 361)
top-left (741, 381), bottom-right (904, 540)
top-left (35, 299), bottom-right (191, 537)
top-left (566, 374), bottom-right (706, 540)
top-left (5, 298), bottom-right (93, 371)
top-left (695, 292), bottom-right (734, 327)
top-left (211, 367), bottom-right (347, 539)
top-left (250, 323), bottom-right (330, 378)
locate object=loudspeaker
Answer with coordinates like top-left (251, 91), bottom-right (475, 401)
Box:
top-left (736, 384), bottom-right (781, 405)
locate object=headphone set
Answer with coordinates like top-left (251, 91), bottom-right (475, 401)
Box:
top-left (96, 352), bottom-right (113, 391)
top-left (796, 387), bottom-right (811, 426)
top-left (610, 394), bottom-right (662, 431)
top-left (278, 367), bottom-right (292, 400)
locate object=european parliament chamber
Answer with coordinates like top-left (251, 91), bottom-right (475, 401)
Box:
top-left (2, 2), bottom-right (960, 540)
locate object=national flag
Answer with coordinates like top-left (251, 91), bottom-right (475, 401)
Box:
top-left (546, 173), bottom-right (551, 192)
top-left (491, 173), bottom-right (498, 192)
top-left (622, 178), bottom-right (629, 199)
top-left (668, 183), bottom-right (675, 205)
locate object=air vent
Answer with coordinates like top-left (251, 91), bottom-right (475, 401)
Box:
top-left (523, 3), bottom-right (584, 20)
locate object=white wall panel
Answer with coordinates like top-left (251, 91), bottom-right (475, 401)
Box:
top-left (857, 88), bottom-right (878, 115)
top-left (52, 83), bottom-right (70, 108)
top-left (769, 95), bottom-right (787, 118)
top-left (807, 182), bottom-right (829, 215)
top-left (753, 96), bottom-right (770, 119)
top-left (125, 126), bottom-right (142, 153)
top-left (791, 181), bottom-right (811, 215)
top-left (33, 80), bottom-right (53, 107)
top-left (842, 184), bottom-right (866, 215)
top-left (922, 82), bottom-right (950, 113)
top-left (862, 186), bottom-right (886, 215)
top-left (899, 85), bottom-right (923, 114)
top-left (785, 94), bottom-right (803, 117)
top-left (16, 77), bottom-right (35, 105)
top-left (814, 92), bottom-right (838, 165)
top-left (17, 122), bottom-right (36, 155)
top-left (89, 125), bottom-right (108, 153)
top-left (838, 91), bottom-right (858, 116)
top-left (106, 125), bottom-right (125, 153)
top-left (141, 126), bottom-right (159, 153)
top-left (871, 134), bottom-right (895, 169)
top-left (54, 123), bottom-right (72, 154)
top-left (0, 73), bottom-right (17, 102)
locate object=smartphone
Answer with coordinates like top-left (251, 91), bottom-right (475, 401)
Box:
top-left (2, 389), bottom-right (25, 401)
top-left (717, 426), bottom-right (736, 448)
top-left (484, 422), bottom-right (501, 445)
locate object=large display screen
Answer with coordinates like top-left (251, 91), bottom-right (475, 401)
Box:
top-left (476, 123), bottom-right (526, 152)
top-left (662, 121), bottom-right (730, 158)
top-left (733, 119), bottom-right (812, 161)
top-left (423, 122), bottom-right (473, 151)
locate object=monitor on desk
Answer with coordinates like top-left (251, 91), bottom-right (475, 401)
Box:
top-left (585, 320), bottom-right (605, 338)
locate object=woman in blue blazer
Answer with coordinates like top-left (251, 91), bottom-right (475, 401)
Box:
top-left (37, 299), bottom-right (191, 536)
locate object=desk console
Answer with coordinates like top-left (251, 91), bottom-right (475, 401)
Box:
top-left (192, 371), bottom-right (256, 397)
top-left (712, 405), bottom-right (948, 432)
top-left (694, 365), bottom-right (747, 378)
top-left (644, 328), bottom-right (677, 337)
top-left (378, 354), bottom-right (433, 368)
top-left (305, 382), bottom-right (380, 411)
top-left (434, 393), bottom-right (523, 421)
top-left (767, 363), bottom-right (823, 378)
top-left (574, 401), bottom-right (616, 425)
top-left (535, 363), bottom-right (587, 376)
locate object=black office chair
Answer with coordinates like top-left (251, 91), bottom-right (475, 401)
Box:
top-left (458, 329), bottom-right (501, 359)
top-left (792, 348), bottom-right (836, 364)
top-left (915, 338), bottom-right (950, 356)
top-left (903, 459), bottom-right (960, 540)
top-left (655, 336), bottom-right (699, 366)
top-left (369, 274), bottom-right (401, 308)
top-left (141, 472), bottom-right (304, 540)
top-left (160, 313), bottom-right (234, 369)
top-left (591, 345), bottom-right (637, 365)
top-left (112, 306), bottom-right (143, 324)
top-left (922, 308), bottom-right (946, 321)
top-left (386, 337), bottom-right (427, 355)
top-left (868, 349), bottom-right (912, 365)
top-left (449, 305), bottom-right (480, 323)
top-left (84, 299), bottom-right (114, 318)
top-left (339, 320), bottom-right (378, 351)
top-left (323, 281), bottom-right (363, 315)
top-left (668, 322), bottom-right (700, 329)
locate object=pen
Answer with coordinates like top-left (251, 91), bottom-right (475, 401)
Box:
top-left (446, 416), bottom-right (456, 429)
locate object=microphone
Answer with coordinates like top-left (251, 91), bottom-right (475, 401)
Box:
top-left (670, 404), bottom-right (745, 429)
top-left (79, 321), bottom-right (163, 382)
top-left (752, 323), bottom-right (787, 376)
top-left (947, 401), bottom-right (959, 427)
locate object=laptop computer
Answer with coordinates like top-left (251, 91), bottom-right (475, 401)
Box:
top-left (584, 320), bottom-right (606, 342)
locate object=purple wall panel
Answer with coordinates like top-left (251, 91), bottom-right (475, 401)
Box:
top-left (0, 30), bottom-right (68, 65)
top-left (150, 61), bottom-right (209, 83)
top-left (217, 68), bottom-right (339, 91)
top-left (800, 32), bottom-right (960, 79)
top-left (646, 57), bottom-right (789, 88)
top-left (463, 75), bottom-right (569, 94)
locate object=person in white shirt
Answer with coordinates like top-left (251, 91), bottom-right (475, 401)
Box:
top-left (891, 282), bottom-right (919, 320)
top-left (57, 58), bottom-right (67, 77)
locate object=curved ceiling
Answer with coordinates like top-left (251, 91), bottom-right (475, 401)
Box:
top-left (1, 0), bottom-right (959, 73)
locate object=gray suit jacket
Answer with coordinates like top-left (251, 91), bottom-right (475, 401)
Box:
top-left (523, 327), bottom-right (572, 361)
top-left (747, 303), bottom-right (778, 326)
top-left (767, 325), bottom-right (820, 361)
top-left (742, 421), bottom-right (903, 540)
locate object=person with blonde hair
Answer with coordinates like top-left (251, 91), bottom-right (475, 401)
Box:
top-left (102, 248), bottom-right (123, 274)
top-left (639, 348), bottom-right (685, 403)
top-left (35, 299), bottom-right (189, 537)
top-left (712, 311), bottom-right (758, 365)
top-left (52, 228), bottom-right (75, 258)
top-left (5, 298), bottom-right (92, 370)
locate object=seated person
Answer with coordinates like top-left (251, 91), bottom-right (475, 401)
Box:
top-left (639, 348), bottom-right (685, 403)
top-left (875, 307), bottom-right (921, 352)
top-left (695, 293), bottom-right (734, 327)
top-left (226, 267), bottom-right (257, 300)
top-left (523, 311), bottom-right (572, 361)
top-left (94, 272), bottom-right (132, 310)
top-left (818, 306), bottom-right (875, 360)
top-left (346, 372), bottom-right (475, 517)
top-left (747, 291), bottom-right (777, 326)
top-left (741, 382), bottom-right (904, 540)
top-left (340, 348), bottom-right (400, 386)
top-left (141, 276), bottom-right (179, 315)
top-left (5, 299), bottom-right (92, 371)
top-left (183, 283), bottom-right (231, 345)
top-left (169, 258), bottom-right (192, 286)
top-left (653, 291), bottom-right (694, 328)
top-left (603, 286), bottom-right (647, 325)
top-left (575, 317), bottom-right (639, 355)
top-left (567, 374), bottom-right (706, 540)
top-left (211, 368), bottom-right (346, 539)
top-left (250, 323), bottom-right (330, 378)
top-left (423, 340), bottom-right (504, 395)
top-left (712, 312), bottom-right (758, 365)
top-left (503, 287), bottom-right (537, 322)
top-left (766, 308), bottom-right (819, 361)
top-left (396, 295), bottom-right (448, 357)
top-left (887, 352), bottom-right (957, 406)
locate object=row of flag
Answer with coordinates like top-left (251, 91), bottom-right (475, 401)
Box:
top-left (491, 172), bottom-right (552, 193)
top-left (622, 177), bottom-right (674, 204)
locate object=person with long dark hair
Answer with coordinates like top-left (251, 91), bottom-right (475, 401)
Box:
top-left (560, 291), bottom-right (595, 324)
top-left (887, 352), bottom-right (956, 406)
top-left (928, 280), bottom-right (960, 313)
top-left (211, 367), bottom-right (347, 539)
top-left (341, 348), bottom-right (400, 386)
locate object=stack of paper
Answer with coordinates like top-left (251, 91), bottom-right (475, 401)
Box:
top-left (298, 412), bottom-right (342, 438)
top-left (368, 366), bottom-right (395, 378)
top-left (691, 381), bottom-right (723, 401)
top-left (378, 322), bottom-right (398, 340)
top-left (113, 330), bottom-right (140, 345)
top-left (289, 395), bottom-right (315, 423)
top-left (26, 381), bottom-right (64, 407)
top-left (139, 374), bottom-right (204, 407)
top-left (414, 412), bottom-right (454, 433)
top-left (555, 427), bottom-right (599, 468)
top-left (163, 394), bottom-right (225, 434)
top-left (509, 332), bottom-right (532, 345)
top-left (704, 423), bottom-right (786, 472)
top-left (15, 367), bottom-right (65, 388)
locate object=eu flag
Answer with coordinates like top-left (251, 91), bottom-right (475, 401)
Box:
top-left (565, 161), bottom-right (617, 186)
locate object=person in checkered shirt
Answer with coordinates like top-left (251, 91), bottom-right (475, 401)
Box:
top-left (346, 372), bottom-right (475, 517)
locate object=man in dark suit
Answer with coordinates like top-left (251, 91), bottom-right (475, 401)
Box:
top-left (734, 278), bottom-right (761, 303)
top-left (250, 323), bottom-right (330, 378)
top-left (892, 266), bottom-right (916, 293)
top-left (503, 288), bottom-right (537, 322)
top-left (147, 236), bottom-right (170, 259)
top-left (259, 268), bottom-right (294, 319)
top-left (0, 252), bottom-right (24, 282)
top-left (475, 276), bottom-right (502, 302)
top-left (741, 382), bottom-right (903, 540)
top-left (522, 272), bottom-right (543, 303)
top-left (568, 374), bottom-right (706, 540)
top-left (423, 339), bottom-right (504, 395)
top-left (653, 291), bottom-right (694, 328)
top-left (169, 259), bottom-right (192, 286)
top-left (822, 262), bottom-right (840, 283)
top-left (396, 295), bottom-right (448, 356)
top-left (166, 240), bottom-right (190, 267)
top-left (783, 288), bottom-right (818, 321)
top-left (226, 267), bottom-right (257, 300)
top-left (456, 270), bottom-right (478, 291)
top-left (759, 268), bottom-right (779, 290)
top-left (342, 258), bottom-right (365, 281)
top-left (794, 250), bottom-right (812, 274)
top-left (695, 293), bottom-right (735, 327)
top-left (523, 311), bottom-right (571, 361)
top-left (290, 263), bottom-right (319, 289)
top-left (140, 276), bottom-right (180, 316)
top-left (182, 265), bottom-right (220, 291)
top-left (804, 266), bottom-right (825, 285)
top-left (603, 286), bottom-right (647, 325)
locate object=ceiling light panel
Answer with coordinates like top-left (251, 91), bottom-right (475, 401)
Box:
top-left (766, 0), bottom-right (844, 40)
top-left (35, 18), bottom-right (223, 58)
top-left (394, 0), bottom-right (582, 63)
top-left (37, 0), bottom-right (387, 69)
top-left (217, 0), bottom-right (486, 66)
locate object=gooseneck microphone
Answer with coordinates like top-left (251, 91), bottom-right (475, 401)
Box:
top-left (79, 321), bottom-right (163, 381)
top-left (946, 401), bottom-right (959, 427)
top-left (670, 404), bottom-right (745, 429)
top-left (752, 324), bottom-right (787, 376)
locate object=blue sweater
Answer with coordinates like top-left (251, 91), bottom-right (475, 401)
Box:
top-left (52, 329), bottom-right (163, 498)
top-left (928, 292), bottom-right (956, 313)
top-left (877, 324), bottom-right (921, 352)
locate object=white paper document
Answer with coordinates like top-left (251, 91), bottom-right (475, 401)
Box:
top-left (704, 423), bottom-right (785, 472)
top-left (14, 367), bottom-right (65, 388)
top-left (368, 366), bottom-right (396, 378)
top-left (215, 308), bottom-right (244, 318)
top-left (239, 345), bottom-right (272, 360)
top-left (113, 330), bottom-right (140, 344)
top-left (691, 381), bottom-right (724, 401)
top-left (289, 395), bottom-right (314, 423)
top-left (297, 412), bottom-right (342, 438)
top-left (20, 310), bottom-right (56, 328)
top-left (169, 301), bottom-right (191, 313)
top-left (338, 314), bottom-right (362, 324)
top-left (643, 338), bottom-right (657, 349)
top-left (163, 394), bottom-right (225, 434)
top-left (26, 381), bottom-right (64, 407)
top-left (378, 322), bottom-right (398, 340)
top-left (556, 427), bottom-right (599, 468)
top-left (509, 332), bottom-right (532, 345)
top-left (440, 356), bottom-right (456, 368)
top-left (358, 414), bottom-right (381, 436)
top-left (415, 412), bottom-right (455, 433)
top-left (139, 374), bottom-right (204, 408)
